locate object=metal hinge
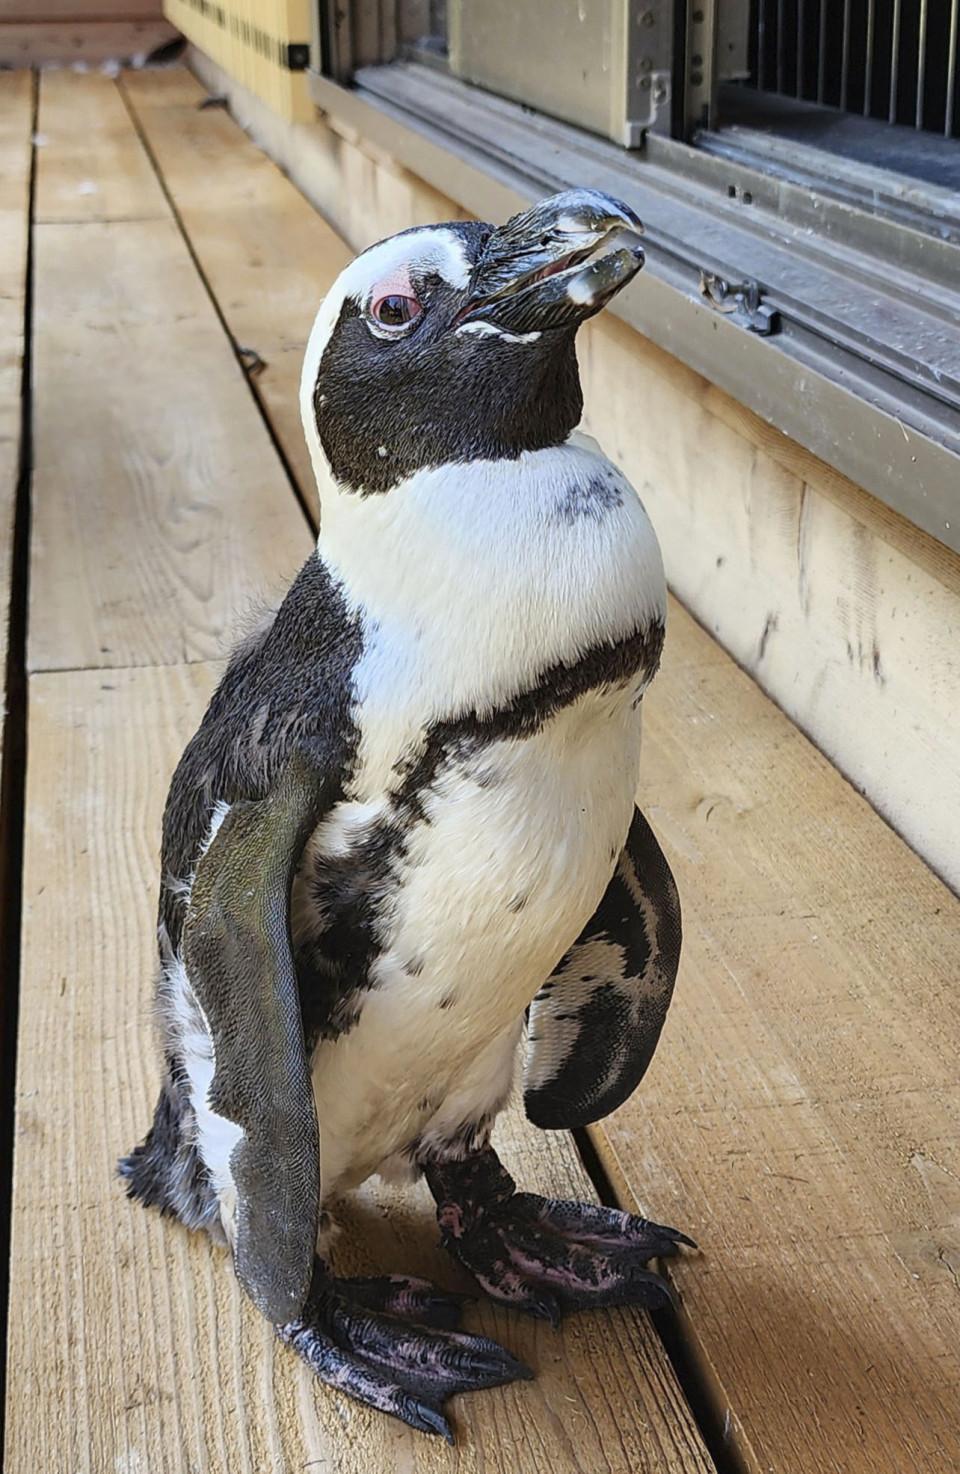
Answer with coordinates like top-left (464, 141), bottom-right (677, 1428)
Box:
top-left (698, 272), bottom-right (780, 335)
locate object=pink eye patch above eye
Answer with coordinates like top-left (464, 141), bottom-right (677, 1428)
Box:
top-left (369, 261), bottom-right (423, 329)
top-left (369, 264), bottom-right (415, 306)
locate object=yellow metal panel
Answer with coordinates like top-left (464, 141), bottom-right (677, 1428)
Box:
top-left (163, 0), bottom-right (313, 120)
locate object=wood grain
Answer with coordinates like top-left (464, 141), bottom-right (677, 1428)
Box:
top-left (3, 663), bottom-right (713, 1474)
top-left (35, 68), bottom-right (168, 225)
top-left (122, 66), bottom-right (352, 512)
top-left (0, 2), bottom-right (165, 19)
top-left (29, 211), bottom-right (309, 672)
top-left (589, 601), bottom-right (960, 1474)
top-left (0, 19), bottom-right (176, 69)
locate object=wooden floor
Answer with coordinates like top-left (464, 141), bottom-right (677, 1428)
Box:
top-left (2, 65), bottom-right (959, 1474)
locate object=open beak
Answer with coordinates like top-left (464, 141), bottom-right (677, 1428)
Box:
top-left (458, 188), bottom-right (644, 336)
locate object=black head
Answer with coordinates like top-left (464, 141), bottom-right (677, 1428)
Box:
top-left (301, 189), bottom-right (644, 495)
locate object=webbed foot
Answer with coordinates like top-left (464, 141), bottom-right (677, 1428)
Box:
top-left (338, 1272), bottom-right (474, 1329)
top-left (277, 1261), bottom-right (530, 1442)
top-left (425, 1147), bottom-right (695, 1326)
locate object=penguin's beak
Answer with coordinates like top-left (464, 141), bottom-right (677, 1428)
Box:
top-left (458, 188), bottom-right (645, 336)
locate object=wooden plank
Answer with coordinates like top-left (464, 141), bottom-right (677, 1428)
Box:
top-left (0, 2), bottom-right (165, 19)
top-left (3, 662), bottom-right (714, 1474)
top-left (29, 212), bottom-right (309, 672)
top-left (589, 600), bottom-right (960, 1474)
top-left (0, 19), bottom-right (176, 68)
top-left (122, 66), bottom-right (352, 510)
top-left (35, 68), bottom-right (167, 224)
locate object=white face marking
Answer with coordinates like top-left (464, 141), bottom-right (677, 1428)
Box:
top-left (456, 320), bottom-right (541, 344)
top-left (299, 228), bottom-right (473, 492)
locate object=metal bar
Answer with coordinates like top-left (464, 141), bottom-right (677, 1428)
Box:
top-left (864, 0), bottom-right (876, 115)
top-left (889, 0), bottom-right (901, 123)
top-left (840, 0), bottom-right (852, 110)
top-left (948, 0), bottom-right (959, 136)
top-left (757, 0), bottom-right (766, 90)
top-left (915, 0), bottom-right (928, 130)
top-left (685, 0), bottom-right (719, 135)
top-left (797, 0), bottom-right (805, 96)
top-left (777, 0), bottom-right (785, 92)
top-left (817, 0), bottom-right (827, 102)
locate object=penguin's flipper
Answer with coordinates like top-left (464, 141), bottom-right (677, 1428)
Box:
top-left (183, 751), bottom-right (337, 1325)
top-left (523, 807), bottom-right (681, 1130)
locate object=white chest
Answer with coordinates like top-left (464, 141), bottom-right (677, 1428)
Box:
top-left (308, 681), bottom-right (644, 1195)
top-left (317, 437), bottom-right (664, 795)
top-left (301, 437), bottom-right (665, 1194)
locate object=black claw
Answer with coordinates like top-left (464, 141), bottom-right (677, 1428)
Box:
top-left (632, 1268), bottom-right (679, 1312)
top-left (398, 1396), bottom-right (455, 1442)
top-left (527, 1294), bottom-right (562, 1329)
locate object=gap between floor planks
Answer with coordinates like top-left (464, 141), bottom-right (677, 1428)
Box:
top-left (0, 65), bottom-right (37, 1454)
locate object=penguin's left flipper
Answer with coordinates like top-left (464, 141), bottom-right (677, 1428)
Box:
top-left (277, 1259), bottom-right (532, 1443)
top-left (182, 751), bottom-right (337, 1326)
top-left (523, 805), bottom-right (683, 1132)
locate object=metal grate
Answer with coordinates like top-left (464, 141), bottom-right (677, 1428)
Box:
top-left (747, 0), bottom-right (960, 136)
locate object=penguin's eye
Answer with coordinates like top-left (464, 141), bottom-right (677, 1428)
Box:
top-left (370, 294), bottom-right (422, 331)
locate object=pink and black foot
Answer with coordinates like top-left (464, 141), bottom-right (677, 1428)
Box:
top-left (277, 1260), bottom-right (530, 1442)
top-left (424, 1147), bottom-right (695, 1326)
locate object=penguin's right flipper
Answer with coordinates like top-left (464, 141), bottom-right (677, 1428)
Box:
top-left (183, 751), bottom-right (337, 1325)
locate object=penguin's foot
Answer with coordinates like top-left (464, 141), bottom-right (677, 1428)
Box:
top-left (337, 1273), bottom-right (474, 1330)
top-left (277, 1261), bottom-right (531, 1443)
top-left (425, 1146), bottom-right (695, 1327)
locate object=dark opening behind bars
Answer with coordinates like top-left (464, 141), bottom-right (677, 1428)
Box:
top-left (745, 0), bottom-right (960, 135)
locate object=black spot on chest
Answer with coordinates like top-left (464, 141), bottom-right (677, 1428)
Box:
top-left (554, 470), bottom-right (624, 523)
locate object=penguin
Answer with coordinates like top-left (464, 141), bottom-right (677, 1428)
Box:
top-left (121, 187), bottom-right (692, 1443)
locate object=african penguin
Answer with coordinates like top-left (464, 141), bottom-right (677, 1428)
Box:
top-left (121, 187), bottom-right (692, 1443)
